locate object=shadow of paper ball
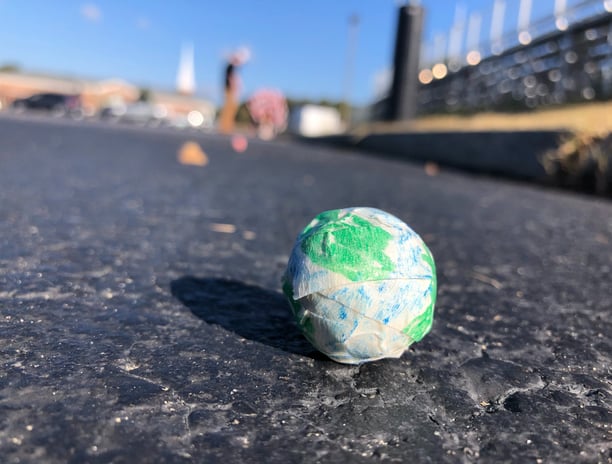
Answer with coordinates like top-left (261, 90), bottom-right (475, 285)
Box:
top-left (170, 276), bottom-right (321, 359)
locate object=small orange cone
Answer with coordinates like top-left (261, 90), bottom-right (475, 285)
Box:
top-left (178, 141), bottom-right (208, 166)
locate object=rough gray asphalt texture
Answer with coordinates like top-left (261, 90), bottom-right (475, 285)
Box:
top-left (0, 115), bottom-right (610, 463)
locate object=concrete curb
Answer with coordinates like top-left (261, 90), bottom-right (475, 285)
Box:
top-left (300, 130), bottom-right (571, 181)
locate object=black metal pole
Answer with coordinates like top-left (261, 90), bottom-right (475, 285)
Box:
top-left (387, 4), bottom-right (424, 121)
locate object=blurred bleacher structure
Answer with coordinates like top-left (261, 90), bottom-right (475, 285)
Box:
top-left (373, 0), bottom-right (612, 117)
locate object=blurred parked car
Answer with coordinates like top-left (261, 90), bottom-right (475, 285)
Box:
top-left (287, 104), bottom-right (344, 137)
top-left (99, 101), bottom-right (168, 127)
top-left (11, 93), bottom-right (83, 118)
top-left (166, 109), bottom-right (216, 130)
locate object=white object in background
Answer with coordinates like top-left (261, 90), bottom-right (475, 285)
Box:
top-left (176, 42), bottom-right (195, 95)
top-left (490, 0), bottom-right (506, 54)
top-left (555, 0), bottom-right (568, 30)
top-left (447, 3), bottom-right (467, 68)
top-left (466, 12), bottom-right (482, 53)
top-left (433, 32), bottom-right (447, 64)
top-left (288, 105), bottom-right (344, 137)
top-left (518, 0), bottom-right (533, 44)
top-left (466, 12), bottom-right (483, 65)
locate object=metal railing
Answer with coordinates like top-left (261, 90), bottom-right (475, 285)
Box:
top-left (418, 10), bottom-right (612, 114)
top-left (371, 0), bottom-right (612, 118)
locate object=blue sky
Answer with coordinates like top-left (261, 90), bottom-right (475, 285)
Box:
top-left (0, 1), bottom-right (584, 105)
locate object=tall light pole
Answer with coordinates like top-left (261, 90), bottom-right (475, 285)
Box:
top-left (343, 13), bottom-right (359, 125)
top-left (387, 3), bottom-right (424, 121)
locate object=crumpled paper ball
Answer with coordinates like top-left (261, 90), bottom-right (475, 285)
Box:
top-left (282, 207), bottom-right (436, 364)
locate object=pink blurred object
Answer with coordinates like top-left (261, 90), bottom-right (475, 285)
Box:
top-left (231, 134), bottom-right (248, 153)
top-left (247, 89), bottom-right (288, 139)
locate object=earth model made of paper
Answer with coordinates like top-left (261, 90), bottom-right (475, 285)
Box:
top-left (282, 207), bottom-right (437, 364)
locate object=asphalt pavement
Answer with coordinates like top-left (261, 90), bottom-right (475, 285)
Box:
top-left (0, 114), bottom-right (610, 463)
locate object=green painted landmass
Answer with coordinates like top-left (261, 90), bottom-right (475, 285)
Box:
top-left (300, 210), bottom-right (394, 282)
top-left (300, 209), bottom-right (342, 237)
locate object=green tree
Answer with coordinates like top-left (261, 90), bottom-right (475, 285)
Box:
top-left (235, 102), bottom-right (252, 124)
top-left (0, 63), bottom-right (20, 73)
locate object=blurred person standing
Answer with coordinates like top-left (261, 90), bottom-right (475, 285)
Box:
top-left (218, 48), bottom-right (249, 134)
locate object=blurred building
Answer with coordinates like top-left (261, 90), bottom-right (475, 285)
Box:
top-left (0, 71), bottom-right (138, 115)
top-left (0, 70), bottom-right (215, 127)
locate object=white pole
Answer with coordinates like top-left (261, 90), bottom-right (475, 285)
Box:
top-left (176, 42), bottom-right (195, 95)
top-left (554, 0), bottom-right (568, 30)
top-left (343, 14), bottom-right (359, 122)
top-left (420, 41), bottom-right (430, 69)
top-left (518, 0), bottom-right (532, 33)
top-left (448, 4), bottom-right (467, 63)
top-left (490, 0), bottom-right (506, 54)
top-left (517, 0), bottom-right (532, 44)
top-left (467, 11), bottom-right (482, 51)
top-left (454, 3), bottom-right (468, 27)
top-left (554, 0), bottom-right (567, 17)
top-left (434, 33), bottom-right (447, 63)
